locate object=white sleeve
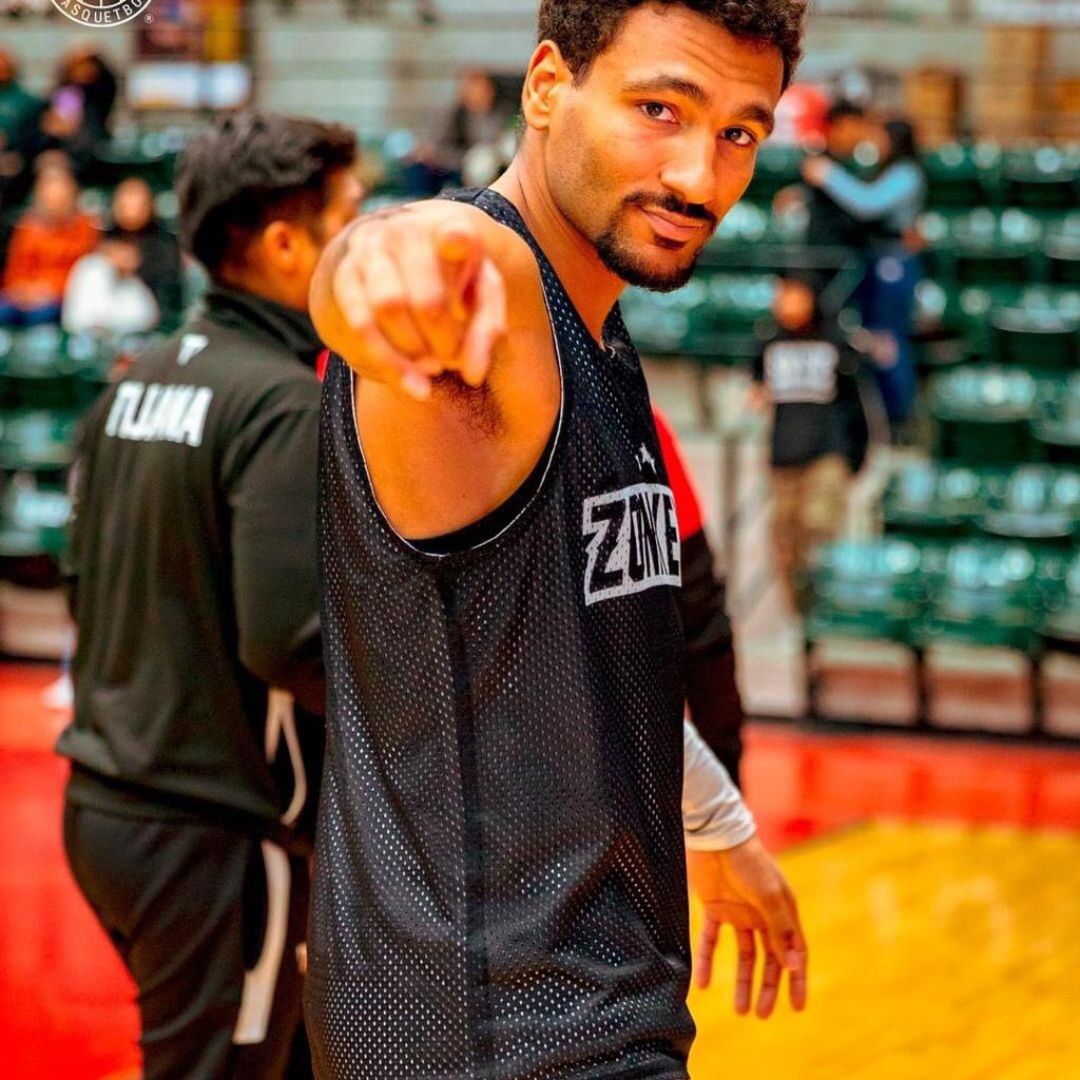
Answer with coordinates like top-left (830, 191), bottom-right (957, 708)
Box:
top-left (682, 718), bottom-right (756, 851)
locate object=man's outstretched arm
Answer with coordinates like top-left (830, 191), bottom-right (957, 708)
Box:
top-left (310, 200), bottom-right (527, 399)
top-left (309, 199), bottom-right (559, 541)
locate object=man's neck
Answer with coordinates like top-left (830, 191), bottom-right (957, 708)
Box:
top-left (491, 153), bottom-right (624, 344)
top-left (216, 268), bottom-right (306, 314)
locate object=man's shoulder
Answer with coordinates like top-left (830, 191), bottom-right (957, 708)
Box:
top-left (116, 323), bottom-right (321, 431)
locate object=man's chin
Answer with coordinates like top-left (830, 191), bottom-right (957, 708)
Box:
top-left (617, 257), bottom-right (699, 293)
top-left (594, 228), bottom-right (703, 292)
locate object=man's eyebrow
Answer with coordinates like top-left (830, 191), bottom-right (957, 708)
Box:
top-left (622, 75), bottom-right (708, 105)
top-left (734, 104), bottom-right (776, 136)
top-left (622, 77), bottom-right (776, 135)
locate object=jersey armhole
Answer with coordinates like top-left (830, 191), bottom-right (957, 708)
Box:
top-left (346, 308), bottom-right (566, 561)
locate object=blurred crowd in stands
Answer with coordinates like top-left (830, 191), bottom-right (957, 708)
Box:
top-left (0, 41), bottom-right (942, 615)
top-left (0, 45), bottom-right (184, 337)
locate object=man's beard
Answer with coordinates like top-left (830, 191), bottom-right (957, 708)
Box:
top-left (593, 192), bottom-right (716, 293)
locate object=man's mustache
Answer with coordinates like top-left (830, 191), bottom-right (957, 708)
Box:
top-left (623, 192), bottom-right (716, 228)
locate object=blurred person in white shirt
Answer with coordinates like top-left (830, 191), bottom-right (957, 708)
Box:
top-left (62, 235), bottom-right (159, 336)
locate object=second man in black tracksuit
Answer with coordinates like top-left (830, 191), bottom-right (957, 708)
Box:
top-left (58, 112), bottom-right (362, 1080)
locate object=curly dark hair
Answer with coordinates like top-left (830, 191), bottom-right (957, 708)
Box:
top-left (176, 110), bottom-right (357, 276)
top-left (537, 0), bottom-right (805, 91)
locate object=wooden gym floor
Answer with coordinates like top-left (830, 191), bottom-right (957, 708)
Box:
top-left (2, 662), bottom-right (1077, 1080)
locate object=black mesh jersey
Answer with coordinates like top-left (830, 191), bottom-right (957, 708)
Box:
top-left (309, 189), bottom-right (693, 1080)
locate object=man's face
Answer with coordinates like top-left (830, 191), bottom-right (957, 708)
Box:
top-left (318, 168), bottom-right (365, 248)
top-left (773, 279), bottom-right (815, 330)
top-left (291, 168), bottom-right (364, 299)
top-left (68, 54), bottom-right (101, 86)
top-left (113, 179), bottom-right (154, 232)
top-left (540, 5), bottom-right (784, 292)
top-left (462, 72), bottom-right (496, 113)
top-left (35, 170), bottom-right (79, 221)
top-left (826, 115), bottom-right (864, 160)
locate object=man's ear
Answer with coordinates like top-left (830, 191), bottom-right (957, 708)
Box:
top-left (258, 220), bottom-right (302, 273)
top-left (521, 40), bottom-right (573, 133)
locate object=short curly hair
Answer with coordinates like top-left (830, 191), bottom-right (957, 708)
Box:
top-left (537, 0), bottom-right (806, 92)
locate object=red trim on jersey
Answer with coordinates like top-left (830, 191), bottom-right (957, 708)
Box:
top-left (652, 405), bottom-right (704, 540)
top-left (316, 348), bottom-right (330, 382)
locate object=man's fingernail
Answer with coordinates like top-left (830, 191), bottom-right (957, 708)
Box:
top-left (402, 372), bottom-right (431, 400)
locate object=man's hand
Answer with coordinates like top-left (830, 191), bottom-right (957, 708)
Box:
top-left (746, 383), bottom-right (769, 413)
top-left (772, 185), bottom-right (807, 217)
top-left (801, 155), bottom-right (832, 188)
top-left (687, 834), bottom-right (808, 1019)
top-left (321, 207), bottom-right (508, 401)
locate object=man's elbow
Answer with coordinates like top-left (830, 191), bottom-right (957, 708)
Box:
top-left (240, 631), bottom-right (326, 715)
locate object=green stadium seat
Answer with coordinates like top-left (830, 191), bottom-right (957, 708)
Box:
top-left (0, 477), bottom-right (69, 559)
top-left (707, 201), bottom-right (811, 253)
top-left (1040, 553), bottom-right (1080, 651)
top-left (912, 541), bottom-right (1043, 654)
top-left (743, 144), bottom-right (804, 205)
top-left (991, 307), bottom-right (1080, 371)
top-left (921, 209), bottom-right (1035, 281)
top-left (804, 538), bottom-right (928, 644)
top-left (620, 282), bottom-right (706, 357)
top-left (977, 465), bottom-right (1080, 546)
top-left (1046, 234), bottom-right (1080, 286)
top-left (621, 274), bottom-right (775, 363)
top-left (922, 143), bottom-right (1000, 211)
top-left (0, 411), bottom-right (79, 475)
top-left (953, 246), bottom-right (1032, 287)
top-left (91, 129), bottom-right (185, 192)
top-left (1034, 374), bottom-right (1080, 464)
top-left (0, 327), bottom-right (81, 413)
top-left (930, 366), bottom-right (1044, 465)
top-left (1002, 148), bottom-right (1080, 213)
top-left (882, 461), bottom-right (985, 537)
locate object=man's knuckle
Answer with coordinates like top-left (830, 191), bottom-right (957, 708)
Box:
top-left (370, 294), bottom-right (406, 318)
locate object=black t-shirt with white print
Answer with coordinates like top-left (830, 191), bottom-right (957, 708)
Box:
top-left (753, 323), bottom-right (869, 471)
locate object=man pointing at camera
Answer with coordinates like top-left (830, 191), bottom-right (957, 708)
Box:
top-left (308, 3), bottom-right (809, 1077)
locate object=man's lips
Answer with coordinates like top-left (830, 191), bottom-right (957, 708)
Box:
top-left (638, 207), bottom-right (710, 244)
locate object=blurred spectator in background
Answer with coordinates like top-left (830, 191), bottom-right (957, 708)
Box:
top-left (0, 46), bottom-right (42, 206)
top-left (62, 233), bottom-right (159, 336)
top-left (39, 46), bottom-right (117, 181)
top-left (777, 100), bottom-right (870, 250)
top-left (440, 68), bottom-right (511, 176)
top-left (751, 275), bottom-right (870, 616)
top-left (0, 164), bottom-right (98, 326)
top-left (106, 176), bottom-right (184, 322)
top-left (802, 118), bottom-right (926, 429)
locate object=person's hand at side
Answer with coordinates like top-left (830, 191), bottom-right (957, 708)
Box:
top-left (311, 203), bottom-right (509, 402)
top-left (772, 184), bottom-right (807, 217)
top-left (747, 383), bottom-right (770, 412)
top-left (801, 155), bottom-right (832, 188)
top-left (687, 834), bottom-right (808, 1019)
